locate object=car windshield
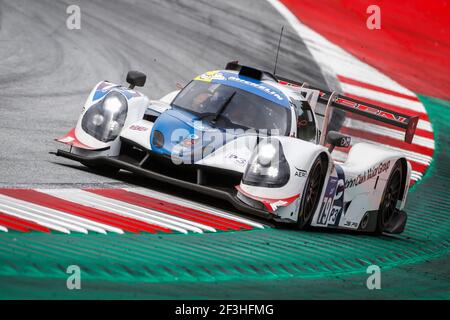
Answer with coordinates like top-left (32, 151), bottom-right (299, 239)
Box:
top-left (171, 80), bottom-right (290, 135)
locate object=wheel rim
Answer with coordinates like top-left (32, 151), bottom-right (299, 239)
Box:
top-left (302, 161), bottom-right (322, 221)
top-left (380, 168), bottom-right (401, 227)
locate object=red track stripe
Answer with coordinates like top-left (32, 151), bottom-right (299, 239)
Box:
top-left (344, 112), bottom-right (434, 140)
top-left (0, 212), bottom-right (50, 233)
top-left (86, 189), bottom-right (251, 231)
top-left (0, 189), bottom-right (143, 234)
top-left (340, 126), bottom-right (434, 157)
top-left (0, 189), bottom-right (170, 234)
top-left (338, 75), bottom-right (420, 102)
top-left (280, 0), bottom-right (450, 100)
top-left (86, 189), bottom-right (253, 231)
top-left (343, 93), bottom-right (429, 121)
top-left (0, 214), bottom-right (29, 232)
top-left (408, 161), bottom-right (428, 174)
top-left (88, 189), bottom-right (229, 231)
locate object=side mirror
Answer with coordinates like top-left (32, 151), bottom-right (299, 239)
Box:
top-left (326, 131), bottom-right (351, 153)
top-left (126, 70), bottom-right (146, 89)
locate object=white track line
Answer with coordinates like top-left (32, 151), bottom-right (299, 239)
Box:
top-left (266, 0), bottom-right (417, 96)
top-left (44, 190), bottom-right (193, 234)
top-left (413, 119), bottom-right (432, 132)
top-left (0, 226), bottom-right (8, 233)
top-left (0, 195), bottom-right (87, 234)
top-left (393, 118), bottom-right (431, 133)
top-left (342, 118), bottom-right (435, 149)
top-left (268, 0), bottom-right (433, 183)
top-left (337, 108), bottom-right (432, 133)
top-left (0, 205), bottom-right (70, 234)
top-left (340, 83), bottom-right (426, 113)
top-left (411, 172), bottom-right (423, 180)
top-left (0, 194), bottom-right (115, 234)
top-left (78, 191), bottom-right (216, 233)
top-left (43, 189), bottom-right (213, 234)
top-left (128, 187), bottom-right (266, 229)
top-left (0, 195), bottom-right (109, 234)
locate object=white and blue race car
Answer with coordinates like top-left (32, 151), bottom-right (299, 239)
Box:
top-left (55, 62), bottom-right (419, 234)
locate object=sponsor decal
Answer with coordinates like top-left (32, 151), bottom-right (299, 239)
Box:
top-left (92, 82), bottom-right (140, 102)
top-left (195, 71), bottom-right (287, 106)
top-left (344, 220), bottom-right (359, 228)
top-left (227, 76), bottom-right (284, 101)
top-left (278, 80), bottom-right (300, 88)
top-left (294, 166), bottom-right (307, 178)
top-left (345, 160), bottom-right (391, 188)
top-left (317, 165), bottom-right (346, 226)
top-left (268, 200), bottom-right (290, 211)
top-left (317, 176), bottom-right (338, 225)
top-left (194, 70), bottom-right (226, 82)
top-left (327, 165), bottom-right (345, 226)
top-left (226, 153), bottom-right (247, 167)
top-left (129, 125), bottom-right (148, 131)
top-left (339, 136), bottom-right (351, 148)
top-left (335, 97), bottom-right (407, 123)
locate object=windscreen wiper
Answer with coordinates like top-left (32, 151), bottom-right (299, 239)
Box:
top-left (211, 91), bottom-right (236, 124)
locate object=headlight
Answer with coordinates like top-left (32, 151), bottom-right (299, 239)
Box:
top-left (242, 139), bottom-right (290, 188)
top-left (256, 143), bottom-right (277, 166)
top-left (81, 91), bottom-right (128, 142)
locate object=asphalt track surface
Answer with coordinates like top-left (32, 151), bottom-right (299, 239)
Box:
top-left (0, 0), bottom-right (331, 188)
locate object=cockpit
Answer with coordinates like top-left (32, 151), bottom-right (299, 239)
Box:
top-left (171, 80), bottom-right (291, 136)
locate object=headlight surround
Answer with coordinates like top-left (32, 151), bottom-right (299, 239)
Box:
top-left (242, 139), bottom-right (290, 188)
top-left (81, 91), bottom-right (128, 142)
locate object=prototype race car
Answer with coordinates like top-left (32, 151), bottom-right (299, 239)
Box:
top-left (54, 62), bottom-right (419, 234)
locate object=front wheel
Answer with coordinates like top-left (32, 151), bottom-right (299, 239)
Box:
top-left (375, 161), bottom-right (403, 234)
top-left (297, 157), bottom-right (327, 229)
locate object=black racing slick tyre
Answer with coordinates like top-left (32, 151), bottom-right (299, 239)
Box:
top-left (375, 161), bottom-right (403, 234)
top-left (297, 157), bottom-right (327, 229)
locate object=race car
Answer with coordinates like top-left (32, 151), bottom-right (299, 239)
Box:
top-left (54, 62), bottom-right (419, 234)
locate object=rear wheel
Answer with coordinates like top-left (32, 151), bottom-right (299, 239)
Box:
top-left (375, 161), bottom-right (403, 234)
top-left (297, 157), bottom-right (326, 229)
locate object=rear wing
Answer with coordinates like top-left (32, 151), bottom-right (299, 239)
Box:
top-left (277, 76), bottom-right (419, 144)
